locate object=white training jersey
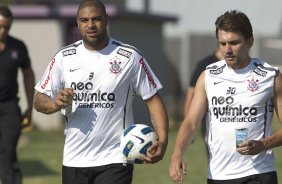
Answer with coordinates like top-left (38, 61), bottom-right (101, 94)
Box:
top-left (35, 38), bottom-right (162, 167)
top-left (205, 58), bottom-right (278, 180)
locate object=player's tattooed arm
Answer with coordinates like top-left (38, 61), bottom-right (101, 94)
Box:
top-left (144, 93), bottom-right (169, 163)
top-left (146, 93), bottom-right (168, 145)
top-left (34, 92), bottom-right (60, 114)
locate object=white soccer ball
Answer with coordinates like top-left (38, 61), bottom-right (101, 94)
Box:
top-left (120, 124), bottom-right (158, 164)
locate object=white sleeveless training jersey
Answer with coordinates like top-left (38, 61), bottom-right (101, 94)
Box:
top-left (35, 38), bottom-right (162, 167)
top-left (205, 58), bottom-right (278, 180)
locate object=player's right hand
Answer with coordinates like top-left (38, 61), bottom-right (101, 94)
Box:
top-left (55, 88), bottom-right (74, 109)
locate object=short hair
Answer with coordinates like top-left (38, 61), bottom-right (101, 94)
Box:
top-left (215, 10), bottom-right (253, 40)
top-left (0, 5), bottom-right (13, 20)
top-left (77, 0), bottom-right (107, 17)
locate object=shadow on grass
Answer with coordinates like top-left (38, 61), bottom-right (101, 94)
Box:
top-left (19, 160), bottom-right (57, 176)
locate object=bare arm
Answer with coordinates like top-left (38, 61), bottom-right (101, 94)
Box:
top-left (237, 71), bottom-right (282, 155)
top-left (274, 71), bottom-right (282, 123)
top-left (34, 88), bottom-right (74, 115)
top-left (170, 71), bottom-right (208, 184)
top-left (142, 92), bottom-right (169, 164)
top-left (258, 71), bottom-right (282, 148)
top-left (22, 66), bottom-right (35, 120)
top-left (183, 87), bottom-right (195, 117)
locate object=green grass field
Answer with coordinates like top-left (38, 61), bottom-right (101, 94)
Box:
top-left (19, 120), bottom-right (282, 184)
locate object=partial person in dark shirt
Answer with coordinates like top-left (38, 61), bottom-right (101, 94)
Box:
top-left (184, 47), bottom-right (223, 149)
top-left (0, 5), bottom-right (35, 184)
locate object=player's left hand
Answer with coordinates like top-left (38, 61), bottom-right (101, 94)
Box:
top-left (236, 140), bottom-right (265, 155)
top-left (21, 109), bottom-right (32, 129)
top-left (142, 140), bottom-right (166, 164)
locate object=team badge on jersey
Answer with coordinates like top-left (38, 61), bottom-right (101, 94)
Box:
top-left (247, 77), bottom-right (259, 92)
top-left (117, 48), bottom-right (132, 58)
top-left (63, 49), bottom-right (76, 57)
top-left (110, 56), bottom-right (122, 74)
top-left (253, 67), bottom-right (267, 77)
top-left (208, 64), bottom-right (226, 75)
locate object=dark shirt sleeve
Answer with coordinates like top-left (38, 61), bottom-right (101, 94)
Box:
top-left (18, 40), bottom-right (31, 68)
top-left (189, 54), bottom-right (219, 87)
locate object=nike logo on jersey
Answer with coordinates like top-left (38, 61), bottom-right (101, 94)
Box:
top-left (131, 135), bottom-right (145, 144)
top-left (214, 81), bottom-right (223, 85)
top-left (69, 68), bottom-right (79, 72)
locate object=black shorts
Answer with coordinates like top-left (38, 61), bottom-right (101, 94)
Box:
top-left (208, 171), bottom-right (277, 184)
top-left (62, 163), bottom-right (133, 184)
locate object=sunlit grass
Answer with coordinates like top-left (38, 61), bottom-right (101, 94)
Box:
top-left (19, 116), bottom-right (282, 184)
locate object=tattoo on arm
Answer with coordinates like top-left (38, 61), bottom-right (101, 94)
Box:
top-left (150, 115), bottom-right (159, 134)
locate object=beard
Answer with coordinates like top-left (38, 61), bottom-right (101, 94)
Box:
top-left (82, 30), bottom-right (109, 50)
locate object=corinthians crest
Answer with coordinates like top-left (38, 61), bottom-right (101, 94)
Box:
top-left (109, 56), bottom-right (122, 74)
top-left (247, 77), bottom-right (259, 92)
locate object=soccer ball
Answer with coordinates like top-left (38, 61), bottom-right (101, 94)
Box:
top-left (120, 124), bottom-right (158, 164)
